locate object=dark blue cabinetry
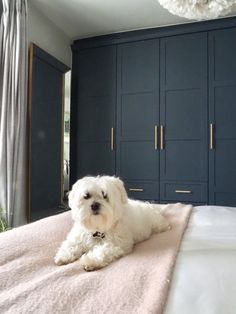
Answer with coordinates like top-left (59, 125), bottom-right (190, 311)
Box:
top-left (71, 19), bottom-right (236, 206)
top-left (209, 28), bottom-right (236, 206)
top-left (76, 46), bottom-right (116, 178)
top-left (116, 40), bottom-right (160, 200)
top-left (160, 33), bottom-right (208, 203)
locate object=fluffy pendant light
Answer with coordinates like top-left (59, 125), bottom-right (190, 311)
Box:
top-left (158, 0), bottom-right (236, 20)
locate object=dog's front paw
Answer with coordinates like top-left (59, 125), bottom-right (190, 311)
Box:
top-left (80, 254), bottom-right (103, 272)
top-left (54, 255), bottom-right (68, 266)
top-left (54, 252), bottom-right (74, 266)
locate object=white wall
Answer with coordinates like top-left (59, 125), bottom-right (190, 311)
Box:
top-left (28, 2), bottom-right (72, 67)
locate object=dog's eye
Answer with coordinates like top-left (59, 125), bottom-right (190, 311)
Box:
top-left (102, 191), bottom-right (108, 200)
top-left (84, 193), bottom-right (91, 200)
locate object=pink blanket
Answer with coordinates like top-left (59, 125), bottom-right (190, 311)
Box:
top-left (0, 203), bottom-right (192, 314)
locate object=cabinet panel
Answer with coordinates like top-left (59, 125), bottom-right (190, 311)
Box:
top-left (77, 142), bottom-right (115, 178)
top-left (209, 28), bottom-right (236, 206)
top-left (161, 182), bottom-right (207, 203)
top-left (165, 89), bottom-right (203, 139)
top-left (212, 28), bottom-right (236, 82)
top-left (163, 33), bottom-right (205, 89)
top-left (119, 142), bottom-right (159, 180)
top-left (116, 39), bottom-right (160, 200)
top-left (119, 40), bottom-right (156, 93)
top-left (78, 96), bottom-right (114, 142)
top-left (163, 141), bottom-right (206, 181)
top-left (78, 47), bottom-right (116, 96)
top-left (215, 193), bottom-right (236, 207)
top-left (75, 46), bottom-right (116, 179)
top-left (160, 33), bottom-right (208, 202)
top-left (215, 86), bottom-right (236, 138)
top-left (125, 181), bottom-right (159, 201)
top-left (120, 93), bottom-right (156, 140)
top-left (214, 141), bottom-right (236, 190)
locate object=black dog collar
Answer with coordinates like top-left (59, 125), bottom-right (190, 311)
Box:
top-left (92, 231), bottom-right (105, 239)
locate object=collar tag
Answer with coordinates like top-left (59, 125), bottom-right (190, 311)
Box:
top-left (92, 231), bottom-right (105, 239)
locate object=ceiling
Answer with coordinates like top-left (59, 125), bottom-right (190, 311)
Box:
top-left (30, 0), bottom-right (236, 40)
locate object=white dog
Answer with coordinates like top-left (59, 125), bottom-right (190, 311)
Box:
top-left (54, 176), bottom-right (170, 271)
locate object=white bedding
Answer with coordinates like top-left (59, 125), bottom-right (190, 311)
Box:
top-left (165, 205), bottom-right (236, 314)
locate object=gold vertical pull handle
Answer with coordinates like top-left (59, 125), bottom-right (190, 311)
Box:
top-left (160, 125), bottom-right (164, 150)
top-left (154, 125), bottom-right (158, 150)
top-left (111, 127), bottom-right (114, 151)
top-left (210, 123), bottom-right (214, 150)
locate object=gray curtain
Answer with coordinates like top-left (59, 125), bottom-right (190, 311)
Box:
top-left (0, 0), bottom-right (28, 227)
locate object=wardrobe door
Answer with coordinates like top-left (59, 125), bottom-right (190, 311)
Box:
top-left (116, 39), bottom-right (160, 200)
top-left (28, 44), bottom-right (69, 221)
top-left (74, 46), bottom-right (116, 180)
top-left (209, 28), bottom-right (236, 206)
top-left (160, 33), bottom-right (208, 203)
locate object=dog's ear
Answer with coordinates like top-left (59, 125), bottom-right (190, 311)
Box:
top-left (112, 177), bottom-right (128, 204)
top-left (68, 180), bottom-right (81, 207)
top-left (68, 189), bottom-right (75, 208)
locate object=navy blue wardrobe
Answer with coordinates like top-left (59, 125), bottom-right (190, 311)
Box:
top-left (209, 28), bottom-right (236, 206)
top-left (71, 18), bottom-right (236, 206)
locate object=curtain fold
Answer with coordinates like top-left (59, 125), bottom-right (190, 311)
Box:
top-left (0, 0), bottom-right (28, 227)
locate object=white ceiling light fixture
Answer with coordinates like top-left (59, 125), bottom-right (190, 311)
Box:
top-left (158, 0), bottom-right (236, 20)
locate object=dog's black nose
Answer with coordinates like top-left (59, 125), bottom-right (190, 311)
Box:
top-left (91, 202), bottom-right (100, 212)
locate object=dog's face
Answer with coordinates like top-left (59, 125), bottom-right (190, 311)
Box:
top-left (68, 176), bottom-right (128, 231)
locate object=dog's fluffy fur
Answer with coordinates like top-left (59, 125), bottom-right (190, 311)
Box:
top-left (54, 176), bottom-right (170, 271)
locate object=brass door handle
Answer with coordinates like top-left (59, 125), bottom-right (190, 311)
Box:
top-left (210, 123), bottom-right (214, 150)
top-left (111, 127), bottom-right (114, 151)
top-left (175, 190), bottom-right (192, 194)
top-left (129, 188), bottom-right (144, 192)
top-left (160, 125), bottom-right (164, 150)
top-left (154, 125), bottom-right (158, 150)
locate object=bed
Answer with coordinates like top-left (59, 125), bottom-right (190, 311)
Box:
top-left (0, 205), bottom-right (236, 314)
top-left (166, 205), bottom-right (236, 314)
